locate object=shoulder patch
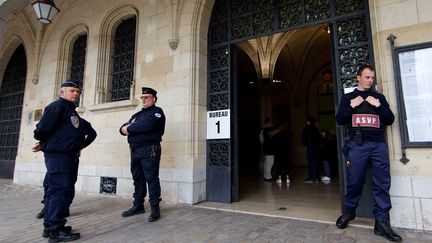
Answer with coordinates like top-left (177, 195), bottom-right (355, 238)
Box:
top-left (70, 115), bottom-right (80, 128)
top-left (155, 113), bottom-right (161, 118)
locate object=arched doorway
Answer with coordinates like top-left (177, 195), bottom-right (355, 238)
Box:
top-left (206, 0), bottom-right (375, 218)
top-left (0, 44), bottom-right (27, 179)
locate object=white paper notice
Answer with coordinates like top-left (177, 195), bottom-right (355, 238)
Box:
top-left (406, 119), bottom-right (432, 142)
top-left (398, 48), bottom-right (432, 142)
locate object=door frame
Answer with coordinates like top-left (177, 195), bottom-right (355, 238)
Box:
top-left (206, 0), bottom-right (375, 217)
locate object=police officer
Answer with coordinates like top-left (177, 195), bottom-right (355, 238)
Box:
top-left (120, 87), bottom-right (166, 222)
top-left (33, 79), bottom-right (97, 242)
top-left (36, 122), bottom-right (94, 227)
top-left (335, 65), bottom-right (402, 242)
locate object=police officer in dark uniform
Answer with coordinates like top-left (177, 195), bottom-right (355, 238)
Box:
top-left (120, 87), bottom-right (166, 222)
top-left (33, 79), bottom-right (97, 242)
top-left (335, 65), bottom-right (402, 242)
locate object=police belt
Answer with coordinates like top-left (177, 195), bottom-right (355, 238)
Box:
top-left (130, 144), bottom-right (160, 152)
top-left (44, 152), bottom-right (80, 158)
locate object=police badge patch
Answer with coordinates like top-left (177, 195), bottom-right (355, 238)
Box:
top-left (155, 113), bottom-right (161, 118)
top-left (71, 115), bottom-right (80, 128)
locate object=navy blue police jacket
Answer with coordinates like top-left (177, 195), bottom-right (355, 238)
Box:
top-left (336, 88), bottom-right (394, 142)
top-left (34, 98), bottom-right (97, 157)
top-left (119, 105), bottom-right (166, 147)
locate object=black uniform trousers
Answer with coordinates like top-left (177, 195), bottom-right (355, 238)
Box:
top-left (130, 144), bottom-right (162, 207)
top-left (69, 157), bottom-right (79, 205)
top-left (344, 140), bottom-right (391, 221)
top-left (306, 145), bottom-right (319, 180)
top-left (43, 155), bottom-right (76, 232)
top-left (42, 156), bottom-right (79, 215)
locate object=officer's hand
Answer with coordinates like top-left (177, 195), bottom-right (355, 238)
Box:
top-left (350, 96), bottom-right (364, 108)
top-left (365, 96), bottom-right (381, 107)
top-left (121, 125), bottom-right (130, 135)
top-left (32, 143), bottom-right (41, 152)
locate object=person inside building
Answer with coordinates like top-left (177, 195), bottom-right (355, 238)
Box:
top-left (318, 128), bottom-right (331, 182)
top-left (33, 79), bottom-right (97, 242)
top-left (120, 87), bottom-right (166, 222)
top-left (335, 64), bottom-right (402, 242)
top-left (301, 117), bottom-right (320, 183)
top-left (259, 117), bottom-right (274, 182)
top-left (271, 121), bottom-right (292, 185)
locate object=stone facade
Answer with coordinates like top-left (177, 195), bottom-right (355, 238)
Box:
top-left (1, 0), bottom-right (211, 205)
top-left (369, 0), bottom-right (432, 231)
top-left (0, 0), bottom-right (431, 231)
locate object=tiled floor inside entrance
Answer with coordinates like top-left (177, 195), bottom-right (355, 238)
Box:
top-left (196, 167), bottom-right (374, 228)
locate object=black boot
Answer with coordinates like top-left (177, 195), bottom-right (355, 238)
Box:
top-left (336, 213), bottom-right (355, 229)
top-left (148, 205), bottom-right (160, 222)
top-left (42, 228), bottom-right (49, 238)
top-left (36, 208), bottom-right (44, 219)
top-left (374, 220), bottom-right (403, 242)
top-left (43, 226), bottom-right (72, 238)
top-left (48, 231), bottom-right (80, 242)
top-left (121, 204), bottom-right (145, 217)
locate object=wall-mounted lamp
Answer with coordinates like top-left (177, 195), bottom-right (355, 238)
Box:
top-left (32, 0), bottom-right (60, 24)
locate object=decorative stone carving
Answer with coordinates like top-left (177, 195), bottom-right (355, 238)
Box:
top-left (164, 0), bottom-right (182, 51)
top-left (32, 76), bottom-right (38, 84)
top-left (169, 38), bottom-right (179, 50)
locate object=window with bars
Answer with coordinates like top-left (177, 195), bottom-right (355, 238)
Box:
top-left (110, 16), bottom-right (136, 102)
top-left (0, 44), bottom-right (26, 179)
top-left (69, 34), bottom-right (87, 91)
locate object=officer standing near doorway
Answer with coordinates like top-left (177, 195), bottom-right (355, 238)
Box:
top-left (33, 79), bottom-right (96, 242)
top-left (335, 65), bottom-right (402, 242)
top-left (120, 87), bottom-right (166, 222)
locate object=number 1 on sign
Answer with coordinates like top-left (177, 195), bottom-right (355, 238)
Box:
top-left (216, 121), bottom-right (220, 134)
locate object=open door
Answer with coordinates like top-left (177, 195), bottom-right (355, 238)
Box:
top-left (206, 45), bottom-right (235, 203)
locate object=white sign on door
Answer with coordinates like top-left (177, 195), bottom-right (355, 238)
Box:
top-left (206, 109), bottom-right (230, 139)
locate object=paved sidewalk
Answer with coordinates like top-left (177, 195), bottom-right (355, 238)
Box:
top-left (1, 180), bottom-right (431, 243)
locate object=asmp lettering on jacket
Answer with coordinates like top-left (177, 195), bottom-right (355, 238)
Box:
top-left (352, 114), bottom-right (380, 128)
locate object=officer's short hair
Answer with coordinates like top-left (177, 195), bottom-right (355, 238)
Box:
top-left (357, 64), bottom-right (374, 76)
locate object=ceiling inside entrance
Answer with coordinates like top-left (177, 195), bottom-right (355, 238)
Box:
top-left (236, 24), bottom-right (332, 104)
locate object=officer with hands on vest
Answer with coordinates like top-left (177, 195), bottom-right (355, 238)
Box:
top-left (33, 79), bottom-right (97, 242)
top-left (335, 65), bottom-right (402, 242)
top-left (120, 87), bottom-right (166, 222)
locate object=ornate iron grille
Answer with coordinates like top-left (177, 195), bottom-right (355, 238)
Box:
top-left (207, 0), bottom-right (374, 201)
top-left (336, 16), bottom-right (369, 89)
top-left (335, 0), bottom-right (364, 15)
top-left (0, 44), bottom-right (26, 179)
top-left (110, 16), bottom-right (136, 102)
top-left (70, 35), bottom-right (87, 90)
top-left (208, 142), bottom-right (230, 167)
top-left (100, 176), bottom-right (117, 194)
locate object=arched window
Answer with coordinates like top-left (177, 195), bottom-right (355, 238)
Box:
top-left (54, 23), bottom-right (88, 99)
top-left (110, 16), bottom-right (136, 102)
top-left (69, 34), bottom-right (87, 90)
top-left (0, 44), bottom-right (26, 179)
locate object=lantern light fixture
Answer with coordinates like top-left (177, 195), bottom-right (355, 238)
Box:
top-left (32, 0), bottom-right (60, 24)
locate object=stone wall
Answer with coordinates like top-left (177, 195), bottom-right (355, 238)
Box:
top-left (4, 0), bottom-right (209, 205)
top-left (369, 0), bottom-right (432, 230)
